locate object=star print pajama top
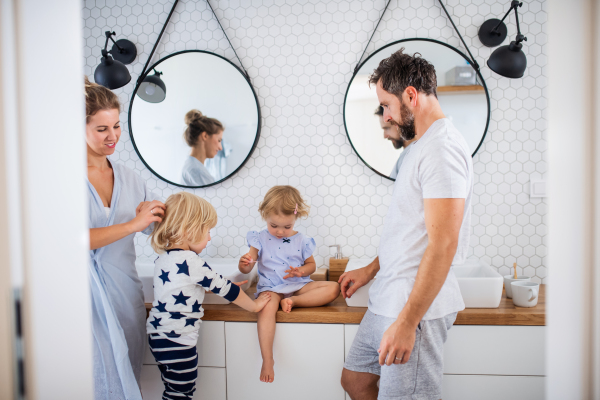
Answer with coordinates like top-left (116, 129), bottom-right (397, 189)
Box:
top-left (247, 230), bottom-right (316, 297)
top-left (146, 249), bottom-right (241, 339)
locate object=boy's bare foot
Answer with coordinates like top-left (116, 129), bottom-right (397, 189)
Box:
top-left (260, 359), bottom-right (275, 383)
top-left (280, 298), bottom-right (294, 313)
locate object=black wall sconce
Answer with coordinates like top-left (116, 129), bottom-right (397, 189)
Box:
top-left (137, 69), bottom-right (166, 103)
top-left (478, 1), bottom-right (528, 78)
top-left (94, 31), bottom-right (137, 89)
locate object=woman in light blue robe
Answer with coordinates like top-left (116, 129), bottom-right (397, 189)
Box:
top-left (85, 78), bottom-right (164, 400)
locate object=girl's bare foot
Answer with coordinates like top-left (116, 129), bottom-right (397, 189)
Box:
top-left (260, 358), bottom-right (275, 383)
top-left (280, 298), bottom-right (294, 313)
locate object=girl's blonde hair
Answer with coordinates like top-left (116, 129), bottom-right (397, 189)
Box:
top-left (84, 76), bottom-right (120, 123)
top-left (150, 192), bottom-right (217, 253)
top-left (258, 186), bottom-right (310, 220)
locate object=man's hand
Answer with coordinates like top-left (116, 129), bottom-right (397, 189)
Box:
top-left (378, 320), bottom-right (417, 366)
top-left (338, 261), bottom-right (378, 299)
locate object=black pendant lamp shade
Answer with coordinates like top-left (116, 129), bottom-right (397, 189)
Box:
top-left (487, 37), bottom-right (527, 78)
top-left (137, 70), bottom-right (166, 103)
top-left (478, 1), bottom-right (528, 79)
top-left (94, 31), bottom-right (137, 89)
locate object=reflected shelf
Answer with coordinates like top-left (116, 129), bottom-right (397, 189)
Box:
top-left (437, 85), bottom-right (485, 94)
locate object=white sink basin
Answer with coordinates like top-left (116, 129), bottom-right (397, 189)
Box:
top-left (343, 258), bottom-right (375, 307)
top-left (454, 258), bottom-right (503, 308)
top-left (343, 257), bottom-right (503, 309)
top-left (136, 257), bottom-right (257, 304)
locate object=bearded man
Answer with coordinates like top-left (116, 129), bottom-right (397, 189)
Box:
top-left (340, 48), bottom-right (473, 400)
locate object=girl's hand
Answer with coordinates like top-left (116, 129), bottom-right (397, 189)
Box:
top-left (129, 200), bottom-right (165, 232)
top-left (283, 266), bottom-right (303, 279)
top-left (238, 253), bottom-right (256, 269)
top-left (253, 292), bottom-right (272, 312)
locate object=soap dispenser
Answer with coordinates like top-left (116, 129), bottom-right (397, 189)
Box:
top-left (328, 245), bottom-right (349, 282)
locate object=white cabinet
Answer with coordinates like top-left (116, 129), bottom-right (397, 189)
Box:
top-left (344, 324), bottom-right (546, 400)
top-left (442, 375), bottom-right (545, 400)
top-left (225, 322), bottom-right (346, 400)
top-left (344, 324), bottom-right (360, 400)
top-left (140, 365), bottom-right (226, 400)
top-left (141, 321), bottom-right (226, 399)
top-left (143, 321), bottom-right (226, 367)
top-left (139, 321), bottom-right (545, 400)
top-left (444, 326), bottom-right (545, 376)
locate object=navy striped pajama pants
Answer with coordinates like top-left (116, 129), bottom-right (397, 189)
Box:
top-left (148, 334), bottom-right (198, 400)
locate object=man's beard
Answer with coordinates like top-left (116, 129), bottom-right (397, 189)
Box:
top-left (391, 101), bottom-right (416, 141)
top-left (389, 134), bottom-right (405, 150)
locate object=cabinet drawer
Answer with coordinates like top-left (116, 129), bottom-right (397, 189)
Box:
top-left (140, 365), bottom-right (226, 400)
top-left (444, 326), bottom-right (545, 376)
top-left (144, 321), bottom-right (225, 367)
top-left (225, 322), bottom-right (346, 400)
top-left (442, 375), bottom-right (545, 400)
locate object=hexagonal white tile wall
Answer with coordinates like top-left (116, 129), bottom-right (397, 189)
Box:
top-left (83, 0), bottom-right (547, 283)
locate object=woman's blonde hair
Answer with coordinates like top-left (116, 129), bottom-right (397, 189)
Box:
top-left (150, 192), bottom-right (217, 253)
top-left (258, 186), bottom-right (310, 220)
top-left (84, 76), bottom-right (120, 123)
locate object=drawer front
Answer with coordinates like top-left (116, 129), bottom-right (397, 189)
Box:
top-left (141, 365), bottom-right (226, 400)
top-left (226, 322), bottom-right (346, 400)
top-left (345, 324), bottom-right (361, 400)
top-left (444, 326), bottom-right (546, 376)
top-left (144, 321), bottom-right (225, 368)
top-left (442, 375), bottom-right (545, 400)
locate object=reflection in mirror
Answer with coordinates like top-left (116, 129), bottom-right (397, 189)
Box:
top-left (130, 51), bottom-right (260, 187)
top-left (344, 39), bottom-right (489, 180)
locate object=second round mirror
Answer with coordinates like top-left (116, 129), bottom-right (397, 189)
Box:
top-left (344, 39), bottom-right (490, 180)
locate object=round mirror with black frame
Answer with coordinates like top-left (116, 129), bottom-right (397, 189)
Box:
top-left (128, 50), bottom-right (261, 188)
top-left (344, 38), bottom-right (490, 181)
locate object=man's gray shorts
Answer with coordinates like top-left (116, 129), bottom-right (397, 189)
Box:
top-left (344, 310), bottom-right (457, 400)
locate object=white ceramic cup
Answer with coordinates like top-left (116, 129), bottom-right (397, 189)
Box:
top-left (511, 281), bottom-right (540, 308)
top-left (503, 275), bottom-right (530, 298)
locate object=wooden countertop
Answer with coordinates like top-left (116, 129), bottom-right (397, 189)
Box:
top-left (145, 284), bottom-right (545, 326)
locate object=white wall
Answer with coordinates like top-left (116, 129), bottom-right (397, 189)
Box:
top-left (14, 0), bottom-right (93, 397)
top-left (547, 0), bottom-right (599, 398)
top-left (83, 0), bottom-right (548, 282)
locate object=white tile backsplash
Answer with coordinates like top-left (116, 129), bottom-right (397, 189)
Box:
top-left (83, 0), bottom-right (547, 283)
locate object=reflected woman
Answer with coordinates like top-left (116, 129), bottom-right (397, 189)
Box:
top-left (181, 109), bottom-right (223, 186)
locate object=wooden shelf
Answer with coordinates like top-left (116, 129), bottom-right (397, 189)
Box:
top-left (438, 85), bottom-right (485, 93)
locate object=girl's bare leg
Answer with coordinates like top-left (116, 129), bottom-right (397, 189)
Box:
top-left (280, 281), bottom-right (340, 313)
top-left (257, 292), bottom-right (283, 383)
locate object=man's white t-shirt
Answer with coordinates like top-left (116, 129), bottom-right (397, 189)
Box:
top-left (389, 143), bottom-right (412, 179)
top-left (368, 118), bottom-right (471, 321)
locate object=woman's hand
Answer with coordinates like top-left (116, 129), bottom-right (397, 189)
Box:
top-left (252, 292), bottom-right (272, 313)
top-left (283, 266), bottom-right (303, 279)
top-left (232, 280), bottom-right (248, 287)
top-left (129, 200), bottom-right (165, 232)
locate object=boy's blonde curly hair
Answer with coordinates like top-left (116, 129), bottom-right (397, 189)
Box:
top-left (150, 192), bottom-right (217, 253)
top-left (258, 186), bottom-right (310, 220)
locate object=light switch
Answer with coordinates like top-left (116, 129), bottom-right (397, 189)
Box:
top-left (530, 180), bottom-right (547, 198)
